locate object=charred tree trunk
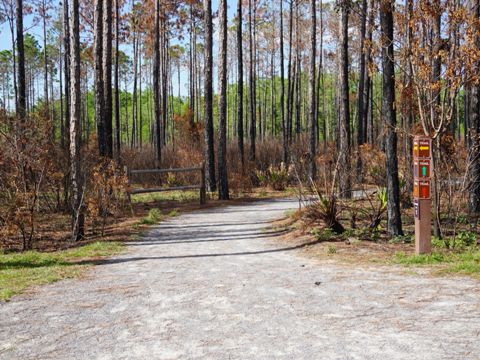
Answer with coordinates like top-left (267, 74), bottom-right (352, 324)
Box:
top-left (204, 0), bottom-right (216, 191)
top-left (469, 0), bottom-right (480, 213)
top-left (103, 0), bottom-right (113, 158)
top-left (337, 0), bottom-right (351, 198)
top-left (356, 0), bottom-right (368, 181)
top-left (94, 0), bottom-right (106, 156)
top-left (365, 0), bottom-right (374, 145)
top-left (218, 0), bottom-right (229, 200)
top-left (286, 0), bottom-right (294, 145)
top-left (280, 0), bottom-right (287, 163)
top-left (380, 0), bottom-right (403, 236)
top-left (63, 0), bottom-right (71, 208)
top-left (237, 0), bottom-right (245, 168)
top-left (248, 0), bottom-right (256, 161)
top-left (308, 0), bottom-right (317, 180)
top-left (114, 0), bottom-right (121, 159)
top-left (16, 0), bottom-right (26, 121)
top-left (41, 0), bottom-right (49, 120)
top-left (294, 0), bottom-right (301, 139)
top-left (153, 0), bottom-right (161, 166)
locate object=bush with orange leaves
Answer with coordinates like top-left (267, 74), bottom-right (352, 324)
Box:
top-left (0, 112), bottom-right (64, 250)
top-left (85, 159), bottom-right (130, 236)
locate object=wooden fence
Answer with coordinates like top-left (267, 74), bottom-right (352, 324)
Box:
top-left (125, 162), bottom-right (206, 205)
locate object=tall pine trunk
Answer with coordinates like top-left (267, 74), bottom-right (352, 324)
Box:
top-left (62, 0), bottom-right (71, 208)
top-left (69, 0), bottom-right (85, 240)
top-left (356, 0), bottom-right (368, 181)
top-left (248, 0), bottom-right (256, 161)
top-left (94, 0), bottom-right (106, 156)
top-left (308, 0), bottom-right (317, 180)
top-left (204, 0), bottom-right (216, 191)
top-left (103, 0), bottom-right (113, 158)
top-left (337, 0), bottom-right (351, 198)
top-left (153, 0), bottom-right (161, 166)
top-left (280, 0), bottom-right (287, 163)
top-left (218, 0), bottom-right (229, 200)
top-left (237, 0), bottom-right (244, 168)
top-left (16, 0), bottom-right (26, 121)
top-left (42, 0), bottom-right (49, 120)
top-left (469, 0), bottom-right (480, 213)
top-left (380, 0), bottom-right (403, 236)
top-left (114, 0), bottom-right (121, 159)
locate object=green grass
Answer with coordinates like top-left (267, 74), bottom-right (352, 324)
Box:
top-left (393, 249), bottom-right (480, 277)
top-left (0, 242), bottom-right (123, 301)
top-left (140, 208), bottom-right (163, 225)
top-left (131, 190), bottom-right (200, 203)
top-left (168, 210), bottom-right (178, 217)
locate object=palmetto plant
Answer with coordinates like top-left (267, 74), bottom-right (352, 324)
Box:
top-left (360, 187), bottom-right (388, 231)
top-left (304, 181), bottom-right (345, 234)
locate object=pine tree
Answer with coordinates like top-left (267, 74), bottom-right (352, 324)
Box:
top-left (203, 0), bottom-right (216, 191)
top-left (380, 0), bottom-right (403, 236)
top-left (217, 0), bottom-right (229, 200)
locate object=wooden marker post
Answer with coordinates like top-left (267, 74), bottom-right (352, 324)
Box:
top-left (413, 136), bottom-right (432, 254)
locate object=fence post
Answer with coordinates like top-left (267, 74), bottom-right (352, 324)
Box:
top-left (124, 166), bottom-right (133, 212)
top-left (200, 161), bottom-right (206, 205)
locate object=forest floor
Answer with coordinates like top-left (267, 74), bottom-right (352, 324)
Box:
top-left (274, 215), bottom-right (480, 278)
top-left (1, 198), bottom-right (480, 359)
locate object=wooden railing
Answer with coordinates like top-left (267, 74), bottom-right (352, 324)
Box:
top-left (125, 162), bottom-right (206, 205)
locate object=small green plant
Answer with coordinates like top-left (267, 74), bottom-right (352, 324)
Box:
top-left (388, 235), bottom-right (413, 244)
top-left (455, 215), bottom-right (468, 224)
top-left (168, 210), bottom-right (178, 217)
top-left (304, 185), bottom-right (345, 234)
top-left (431, 236), bottom-right (447, 248)
top-left (166, 173), bottom-right (178, 187)
top-left (434, 232), bottom-right (478, 250)
top-left (312, 227), bottom-right (336, 241)
top-left (140, 208), bottom-right (163, 225)
top-left (359, 187), bottom-right (388, 231)
top-left (452, 231), bottom-right (477, 249)
top-left (342, 229), bottom-right (354, 237)
top-left (327, 245), bottom-right (337, 254)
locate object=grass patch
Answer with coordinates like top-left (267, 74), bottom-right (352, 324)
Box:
top-left (131, 190), bottom-right (200, 203)
top-left (0, 242), bottom-right (123, 301)
top-left (168, 210), bottom-right (178, 217)
top-left (393, 249), bottom-right (480, 277)
top-left (140, 208), bottom-right (163, 225)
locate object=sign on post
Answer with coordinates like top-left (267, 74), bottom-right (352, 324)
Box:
top-left (413, 136), bottom-right (432, 254)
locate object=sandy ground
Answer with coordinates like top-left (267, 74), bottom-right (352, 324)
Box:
top-left (1, 198), bottom-right (479, 359)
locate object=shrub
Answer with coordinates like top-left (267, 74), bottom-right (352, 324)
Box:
top-left (0, 113), bottom-right (64, 250)
top-left (140, 208), bottom-right (162, 225)
top-left (86, 159), bottom-right (129, 236)
top-left (256, 163), bottom-right (291, 191)
top-left (304, 184), bottom-right (345, 234)
top-left (432, 232), bottom-right (477, 250)
top-left (451, 231), bottom-right (477, 249)
top-left (359, 187), bottom-right (388, 231)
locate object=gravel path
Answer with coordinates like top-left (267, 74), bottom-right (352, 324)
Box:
top-left (1, 198), bottom-right (480, 359)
